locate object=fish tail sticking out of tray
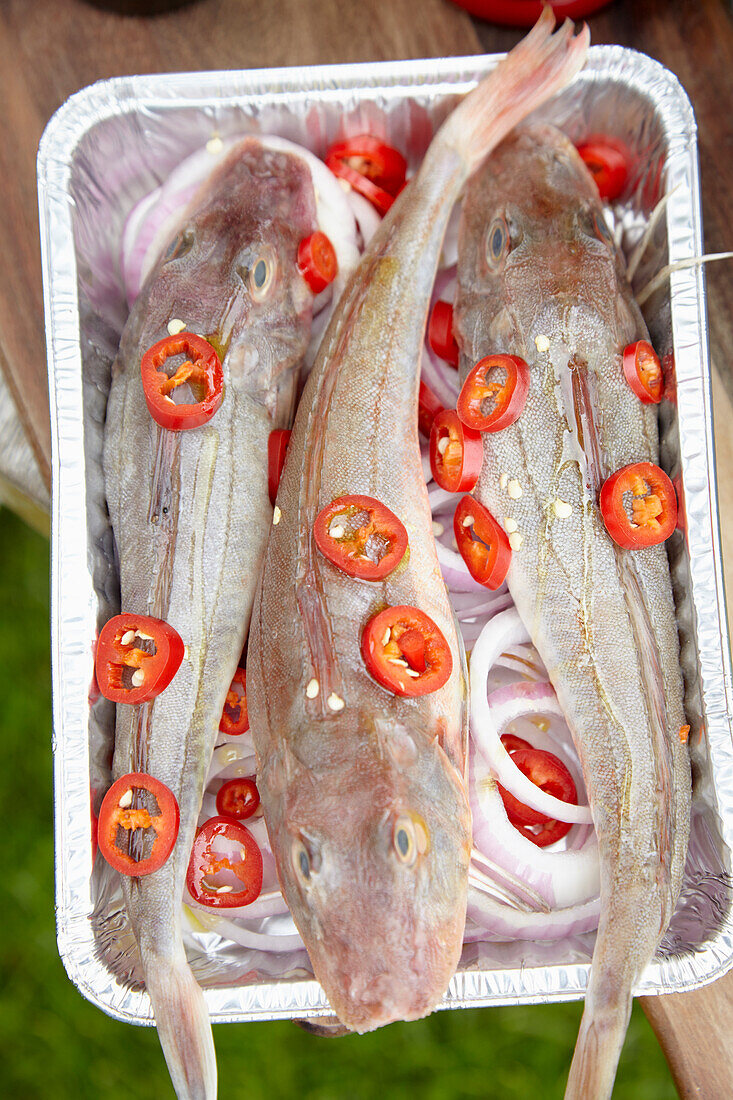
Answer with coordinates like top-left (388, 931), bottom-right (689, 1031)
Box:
top-left (249, 9), bottom-right (589, 1034)
top-left (454, 124), bottom-right (691, 1099)
top-left (103, 140), bottom-right (320, 1098)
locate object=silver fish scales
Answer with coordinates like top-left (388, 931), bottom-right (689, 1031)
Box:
top-left (248, 11), bottom-right (589, 1034)
top-left (454, 123), bottom-right (691, 1099)
top-left (103, 138), bottom-right (318, 1099)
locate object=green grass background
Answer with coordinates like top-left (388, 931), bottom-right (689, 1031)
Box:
top-left (0, 507), bottom-right (675, 1098)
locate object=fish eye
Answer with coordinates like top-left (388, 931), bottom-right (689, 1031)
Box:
top-left (578, 206), bottom-right (613, 246)
top-left (291, 836), bottom-right (319, 883)
top-left (486, 217), bottom-right (509, 267)
top-left (392, 814), bottom-right (429, 866)
top-left (164, 228), bottom-right (194, 263)
top-left (248, 253), bottom-right (276, 302)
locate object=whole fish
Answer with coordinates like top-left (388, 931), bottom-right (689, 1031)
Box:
top-left (103, 138), bottom-right (319, 1099)
top-left (454, 123), bottom-right (691, 1098)
top-left (248, 12), bottom-right (589, 1033)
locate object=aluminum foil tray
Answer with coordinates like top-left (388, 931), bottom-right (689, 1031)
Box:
top-left (38, 47), bottom-right (733, 1027)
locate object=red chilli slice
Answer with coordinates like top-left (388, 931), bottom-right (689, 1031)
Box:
top-left (418, 380), bottom-right (444, 439)
top-left (325, 136), bottom-right (407, 195)
top-left (95, 613), bottom-right (184, 705)
top-left (216, 777), bottom-right (260, 821)
top-left (428, 300), bottom-right (459, 367)
top-left (313, 495), bottom-right (408, 581)
top-left (186, 816), bottom-right (263, 908)
top-left (268, 429), bottom-right (291, 505)
top-left (623, 340), bottom-right (663, 404)
top-left (576, 138), bottom-right (629, 202)
top-left (453, 495), bottom-right (511, 590)
top-left (599, 461), bottom-right (677, 549)
top-left (140, 332), bottom-right (223, 431)
top-left (98, 773), bottom-right (180, 876)
top-left (457, 354), bottom-right (530, 432)
top-left (219, 668), bottom-right (249, 736)
top-left (497, 744), bottom-right (577, 848)
top-left (429, 409), bottom-right (483, 493)
top-left (361, 605), bottom-right (453, 697)
top-left (325, 157), bottom-right (395, 216)
top-left (297, 232), bottom-right (338, 294)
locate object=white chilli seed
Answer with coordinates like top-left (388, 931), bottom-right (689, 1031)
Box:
top-left (206, 136), bottom-right (224, 155)
top-left (437, 437), bottom-right (449, 455)
top-left (136, 631), bottom-right (154, 641)
top-left (305, 678), bottom-right (320, 699)
top-left (121, 630), bottom-right (135, 646)
top-left (239, 849), bottom-right (247, 861)
top-left (507, 479), bottom-right (523, 499)
top-left (118, 788), bottom-right (133, 809)
top-left (499, 472), bottom-right (508, 490)
top-left (272, 506), bottom-right (282, 526)
top-left (504, 517), bottom-right (518, 533)
top-left (327, 692), bottom-right (345, 712)
top-left (216, 885), bottom-right (234, 894)
top-left (330, 525), bottom-right (345, 539)
top-left (535, 334), bottom-right (550, 353)
top-left (388, 658), bottom-right (409, 667)
top-left (432, 521), bottom-right (444, 537)
top-left (220, 746), bottom-right (240, 765)
top-left (405, 668), bottom-right (420, 678)
top-left (167, 318), bottom-right (186, 336)
top-left (553, 498), bottom-right (573, 519)
top-left (131, 669), bottom-right (145, 687)
top-left (508, 531), bottom-right (524, 551)
top-left (461, 514), bottom-right (475, 528)
top-left (381, 628), bottom-right (392, 647)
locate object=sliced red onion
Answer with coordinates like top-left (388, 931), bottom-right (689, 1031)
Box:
top-left (435, 540), bottom-right (490, 594)
top-left (470, 849), bottom-right (554, 913)
top-left (469, 744), bottom-right (599, 909)
top-left (456, 592), bottom-right (512, 623)
top-left (467, 883), bottom-right (600, 940)
top-left (419, 345), bottom-right (460, 409)
top-left (344, 188), bottom-right (382, 246)
top-left (208, 744), bottom-right (258, 781)
top-left (186, 888), bottom-right (289, 922)
top-left (429, 486), bottom-right (457, 513)
top-left (431, 262), bottom-right (457, 302)
top-left (471, 611), bottom-right (592, 825)
top-left (189, 909), bottom-right (304, 952)
top-left (121, 187), bottom-right (162, 301)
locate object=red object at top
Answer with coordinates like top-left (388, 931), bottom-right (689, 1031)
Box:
top-left (448, 0), bottom-right (612, 25)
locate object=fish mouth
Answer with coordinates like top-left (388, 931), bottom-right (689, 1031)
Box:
top-left (309, 909), bottom-right (466, 1034)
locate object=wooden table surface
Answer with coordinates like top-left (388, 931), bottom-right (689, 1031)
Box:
top-left (5, 0), bottom-right (732, 1094)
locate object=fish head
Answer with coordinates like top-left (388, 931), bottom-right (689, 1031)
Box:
top-left (138, 138), bottom-right (318, 394)
top-left (261, 711), bottom-right (471, 1032)
top-left (457, 123), bottom-right (633, 355)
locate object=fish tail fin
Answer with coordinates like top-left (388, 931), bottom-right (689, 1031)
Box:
top-left (144, 949), bottom-right (217, 1100)
top-left (563, 969), bottom-right (634, 1100)
top-left (441, 7), bottom-right (590, 180)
